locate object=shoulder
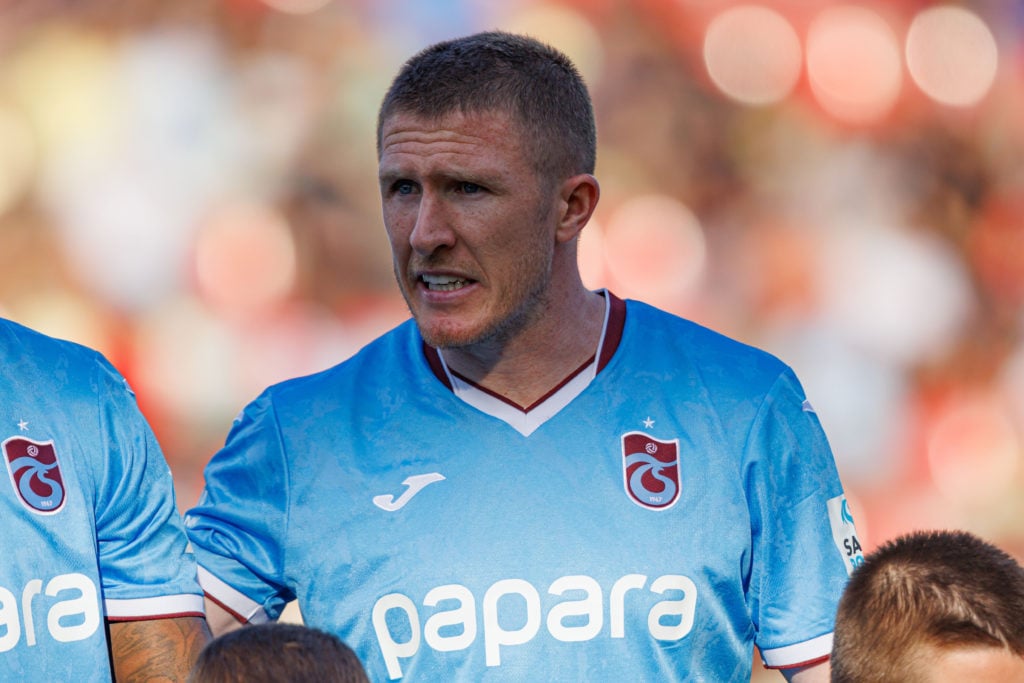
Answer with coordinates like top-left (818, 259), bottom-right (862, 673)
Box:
top-left (0, 317), bottom-right (116, 383)
top-left (623, 299), bottom-right (789, 381)
top-left (1, 317), bottom-right (101, 359)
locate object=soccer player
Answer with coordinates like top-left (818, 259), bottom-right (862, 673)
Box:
top-left (831, 529), bottom-right (1024, 682)
top-left (1, 317), bottom-right (210, 679)
top-left (185, 31), bottom-right (860, 681)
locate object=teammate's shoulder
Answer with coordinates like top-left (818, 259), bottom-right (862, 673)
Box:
top-left (0, 316), bottom-right (110, 371)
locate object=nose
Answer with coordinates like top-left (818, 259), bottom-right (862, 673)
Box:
top-left (408, 193), bottom-right (456, 256)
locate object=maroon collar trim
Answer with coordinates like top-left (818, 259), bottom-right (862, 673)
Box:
top-left (422, 290), bottom-right (626, 405)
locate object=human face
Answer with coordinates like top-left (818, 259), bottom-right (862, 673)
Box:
top-left (378, 109), bottom-right (560, 350)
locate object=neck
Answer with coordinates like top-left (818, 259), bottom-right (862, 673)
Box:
top-left (440, 285), bottom-right (605, 408)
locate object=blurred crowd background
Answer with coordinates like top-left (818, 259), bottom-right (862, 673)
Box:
top-left (1, 0), bottom-right (1022, 675)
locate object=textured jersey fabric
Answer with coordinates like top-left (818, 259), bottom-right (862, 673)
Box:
top-left (186, 294), bottom-right (862, 681)
top-left (1, 318), bottom-right (204, 680)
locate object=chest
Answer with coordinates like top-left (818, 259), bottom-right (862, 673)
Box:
top-left (282, 392), bottom-right (754, 604)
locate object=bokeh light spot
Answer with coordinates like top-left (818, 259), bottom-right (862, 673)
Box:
top-left (818, 224), bottom-right (972, 366)
top-left (260, 0), bottom-right (333, 15)
top-left (906, 6), bottom-right (998, 107)
top-left (806, 6), bottom-right (902, 124)
top-left (194, 202), bottom-right (297, 318)
top-left (602, 195), bottom-right (705, 309)
top-left (703, 5), bottom-right (802, 106)
top-left (927, 393), bottom-right (1019, 506)
top-left (5, 26), bottom-right (119, 160)
top-left (45, 166), bottom-right (198, 312)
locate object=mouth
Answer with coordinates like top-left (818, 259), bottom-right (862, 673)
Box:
top-left (420, 273), bottom-right (474, 292)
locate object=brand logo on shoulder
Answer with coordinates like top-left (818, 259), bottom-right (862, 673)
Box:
top-left (621, 432), bottom-right (680, 511)
top-left (4, 437), bottom-right (66, 514)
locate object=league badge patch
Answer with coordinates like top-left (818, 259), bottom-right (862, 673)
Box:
top-left (827, 494), bottom-right (863, 575)
top-left (622, 432), bottom-right (680, 511)
top-left (4, 437), bottom-right (66, 514)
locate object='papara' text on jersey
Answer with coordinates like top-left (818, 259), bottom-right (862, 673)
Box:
top-left (0, 572), bottom-right (101, 652)
top-left (372, 572), bottom-right (698, 679)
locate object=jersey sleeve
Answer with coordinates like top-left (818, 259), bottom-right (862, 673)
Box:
top-left (91, 356), bottom-right (205, 620)
top-left (183, 390), bottom-right (294, 624)
top-left (745, 367), bottom-right (863, 669)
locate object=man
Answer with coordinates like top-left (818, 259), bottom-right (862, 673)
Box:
top-left (1, 317), bottom-right (210, 679)
top-left (188, 622), bottom-right (368, 683)
top-left (185, 31), bottom-right (860, 681)
top-left (831, 529), bottom-right (1024, 682)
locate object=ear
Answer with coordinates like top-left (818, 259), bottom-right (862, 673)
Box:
top-left (555, 174), bottom-right (600, 244)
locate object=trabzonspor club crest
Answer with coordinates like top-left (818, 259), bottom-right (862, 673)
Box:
top-left (4, 437), bottom-right (66, 514)
top-left (622, 432), bottom-right (680, 511)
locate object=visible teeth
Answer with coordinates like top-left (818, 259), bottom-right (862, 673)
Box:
top-left (422, 274), bottom-right (468, 291)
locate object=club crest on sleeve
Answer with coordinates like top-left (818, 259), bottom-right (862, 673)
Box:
top-left (4, 437), bottom-right (66, 514)
top-left (621, 432), bottom-right (680, 511)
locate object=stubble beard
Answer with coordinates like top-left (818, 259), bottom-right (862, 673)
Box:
top-left (397, 247), bottom-right (554, 352)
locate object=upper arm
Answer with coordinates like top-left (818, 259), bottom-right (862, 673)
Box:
top-left (108, 616), bottom-right (211, 682)
top-left (185, 392), bottom-right (295, 621)
top-left (90, 357), bottom-right (209, 680)
top-left (747, 370), bottom-right (858, 666)
top-left (92, 359), bottom-right (205, 617)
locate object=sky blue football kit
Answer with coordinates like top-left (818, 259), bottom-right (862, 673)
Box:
top-left (186, 292), bottom-right (862, 681)
top-left (1, 318), bottom-right (204, 679)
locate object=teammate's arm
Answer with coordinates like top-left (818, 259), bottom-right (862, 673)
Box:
top-left (108, 616), bottom-right (211, 682)
top-left (782, 660), bottom-right (830, 682)
top-left (204, 596), bottom-right (247, 638)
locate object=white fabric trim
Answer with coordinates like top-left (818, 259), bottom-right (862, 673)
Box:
top-left (104, 593), bottom-right (205, 619)
top-left (441, 291), bottom-right (610, 437)
top-left (197, 566), bottom-right (269, 624)
top-left (760, 632), bottom-right (833, 669)
top-left (593, 287), bottom-right (611, 371)
top-left (449, 367), bottom-right (594, 436)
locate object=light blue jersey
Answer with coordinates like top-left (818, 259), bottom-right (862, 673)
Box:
top-left (187, 293), bottom-right (862, 681)
top-left (1, 319), bottom-right (204, 681)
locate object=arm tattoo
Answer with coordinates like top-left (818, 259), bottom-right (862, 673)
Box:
top-left (107, 616), bottom-right (212, 682)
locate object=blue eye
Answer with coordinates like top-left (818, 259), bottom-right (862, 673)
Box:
top-left (394, 180), bottom-right (416, 195)
top-left (460, 182), bottom-right (482, 194)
